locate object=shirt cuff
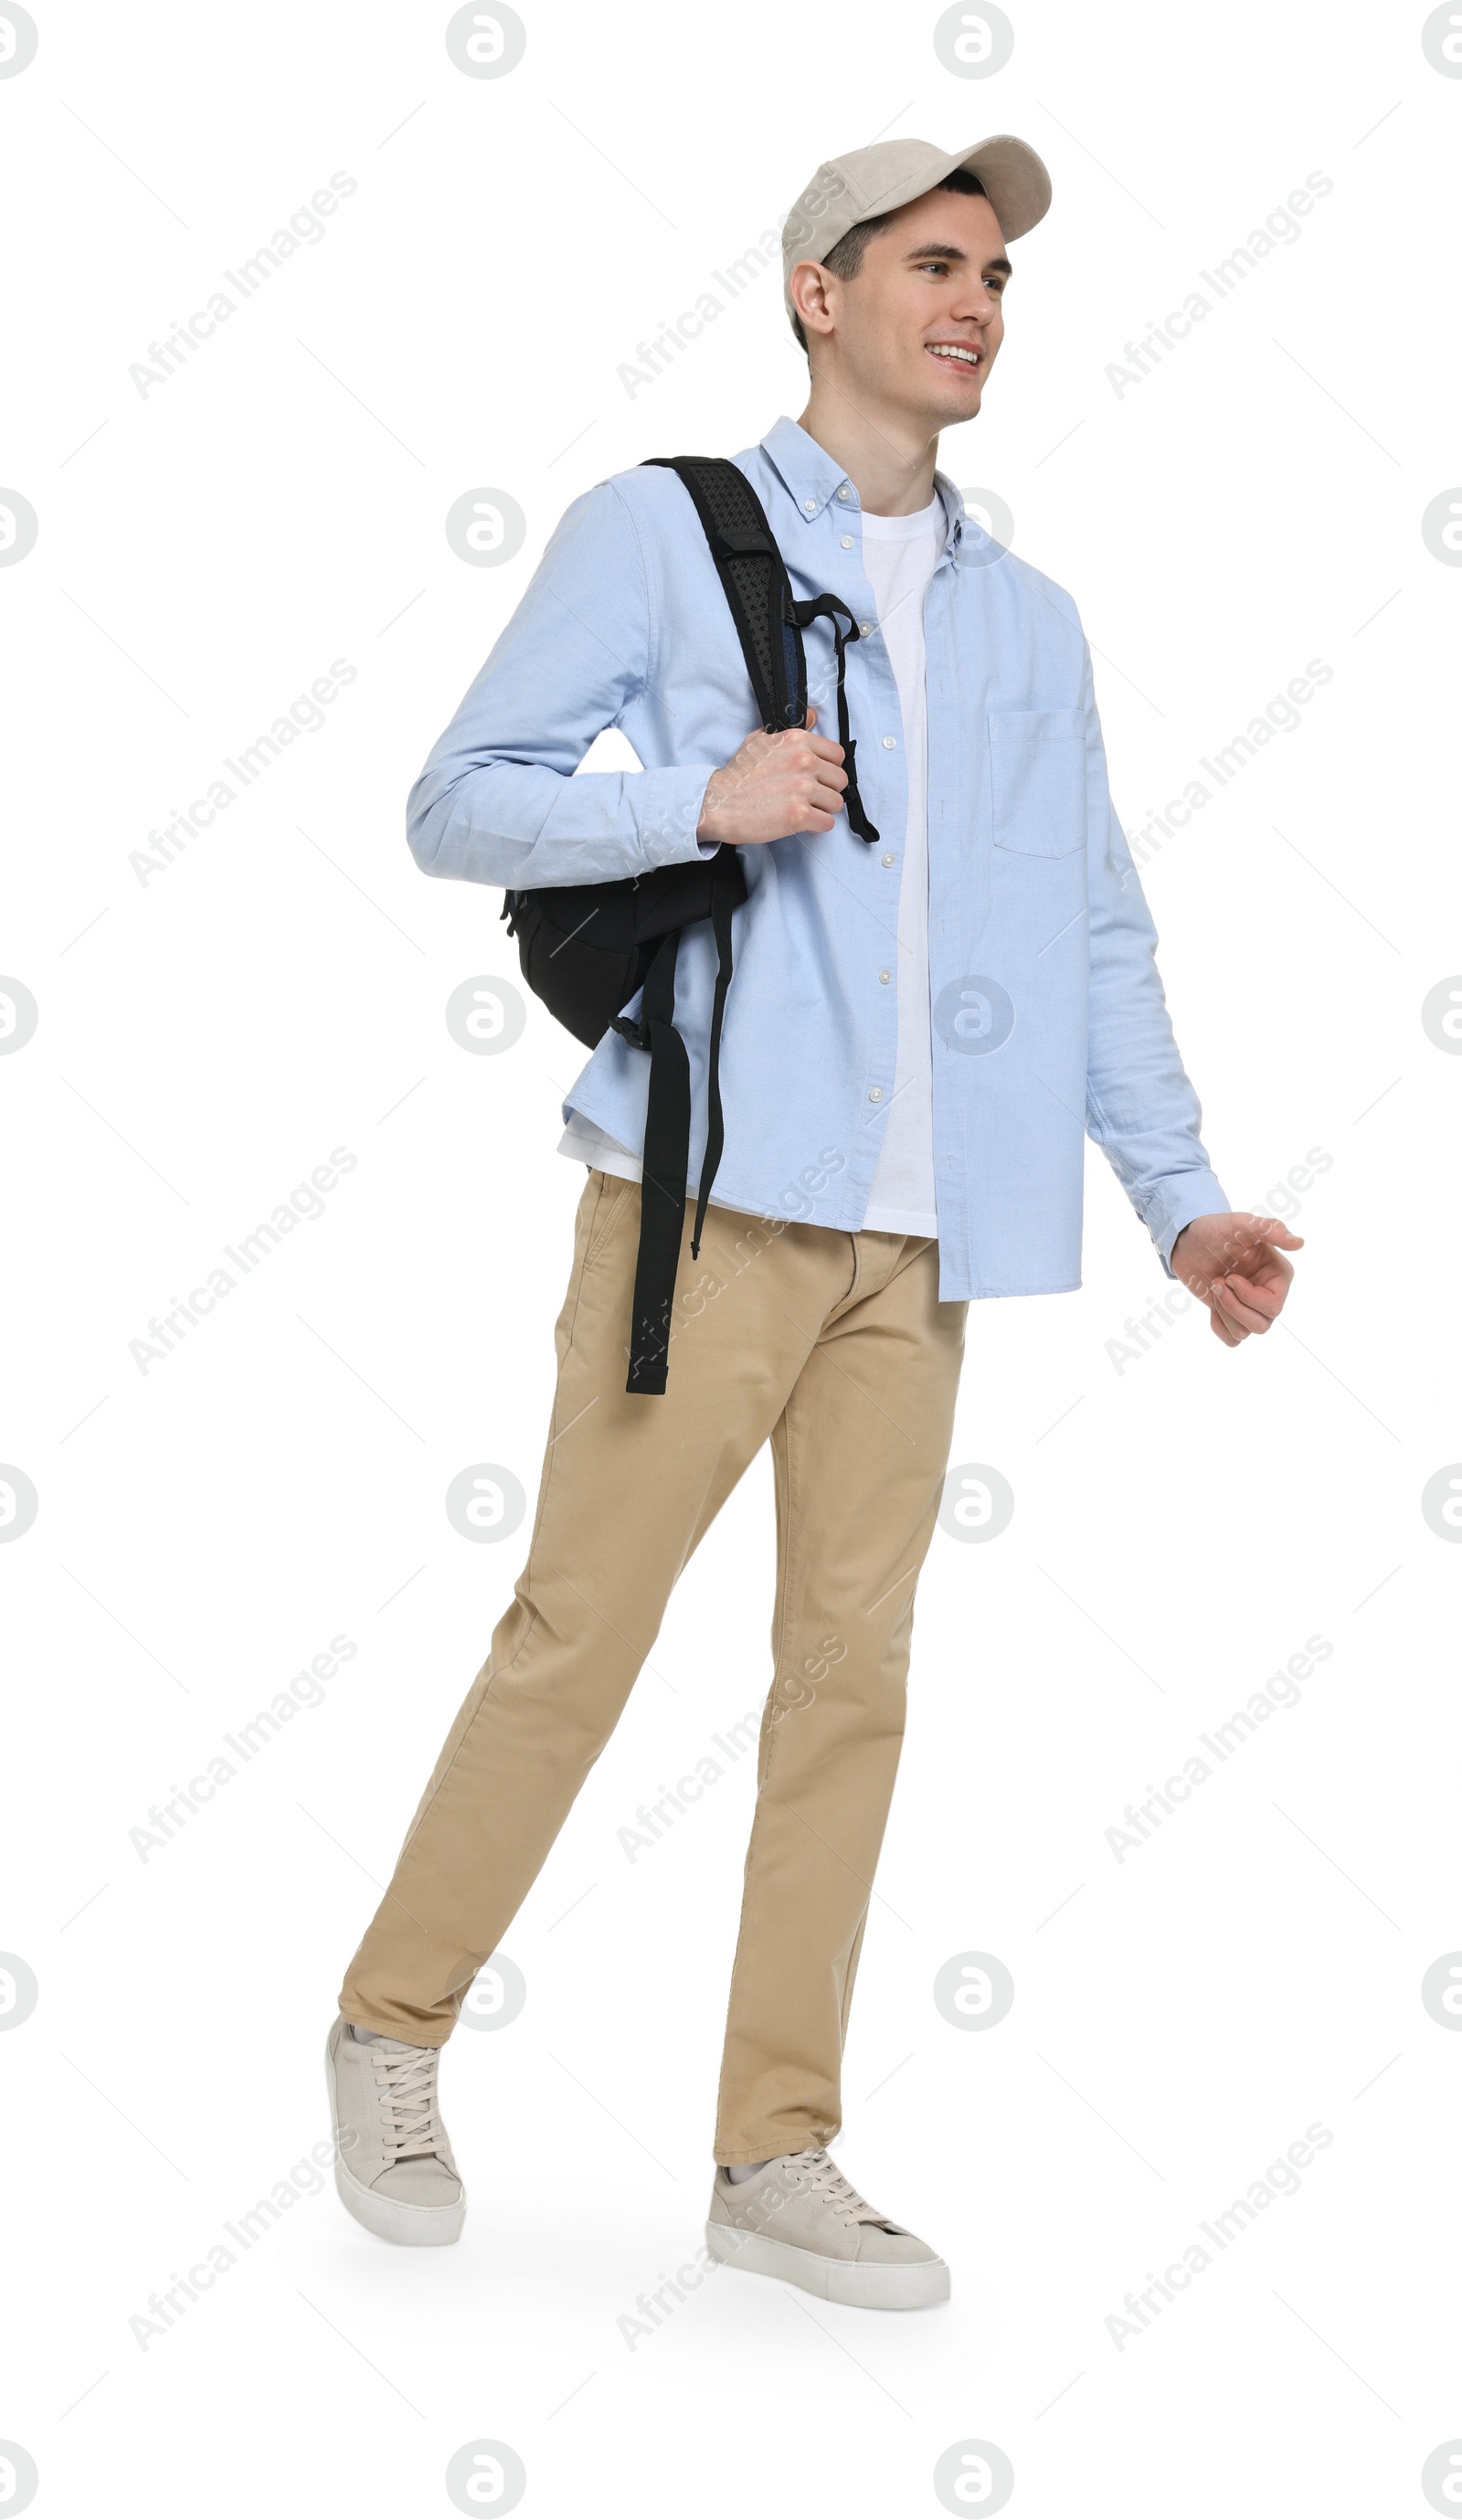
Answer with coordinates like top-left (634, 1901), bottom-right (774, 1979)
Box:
top-left (633, 768), bottom-right (719, 872)
top-left (1150, 1175), bottom-right (1230, 1278)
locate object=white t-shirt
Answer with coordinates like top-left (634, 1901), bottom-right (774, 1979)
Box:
top-left (858, 496), bottom-right (942, 1235)
top-left (557, 492), bottom-right (944, 1238)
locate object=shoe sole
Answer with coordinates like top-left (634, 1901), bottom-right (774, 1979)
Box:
top-left (705, 2217), bottom-right (949, 2309)
top-left (323, 2023), bottom-right (466, 2248)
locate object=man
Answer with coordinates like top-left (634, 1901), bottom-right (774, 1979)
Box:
top-left (328, 135), bottom-right (1301, 2308)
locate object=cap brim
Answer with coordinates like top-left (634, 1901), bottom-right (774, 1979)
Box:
top-left (955, 134), bottom-right (1051, 241)
top-left (782, 132), bottom-right (1053, 337)
top-left (877, 133), bottom-right (1052, 245)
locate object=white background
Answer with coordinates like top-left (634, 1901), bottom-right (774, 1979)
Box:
top-left (3, 1), bottom-right (1461, 2514)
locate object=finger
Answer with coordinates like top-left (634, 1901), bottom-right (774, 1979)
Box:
top-left (795, 734), bottom-right (846, 765)
top-left (1213, 1279), bottom-right (1271, 1335)
top-left (1235, 1215), bottom-right (1305, 1251)
top-left (1221, 1270), bottom-right (1284, 1322)
top-left (1221, 1299), bottom-right (1276, 1334)
top-left (1208, 1303), bottom-right (1246, 1348)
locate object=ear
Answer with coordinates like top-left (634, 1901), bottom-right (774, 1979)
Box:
top-left (788, 258), bottom-right (836, 340)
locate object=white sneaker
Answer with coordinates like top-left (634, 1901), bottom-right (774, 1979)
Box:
top-left (324, 2017), bottom-right (466, 2246)
top-left (705, 2148), bottom-right (949, 2310)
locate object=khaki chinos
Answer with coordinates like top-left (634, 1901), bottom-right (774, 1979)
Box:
top-left (339, 1170), bottom-right (967, 2165)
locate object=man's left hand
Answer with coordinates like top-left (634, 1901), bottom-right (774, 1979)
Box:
top-left (1170, 1212), bottom-right (1304, 1349)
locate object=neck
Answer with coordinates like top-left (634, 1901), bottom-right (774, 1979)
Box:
top-left (796, 373), bottom-right (940, 516)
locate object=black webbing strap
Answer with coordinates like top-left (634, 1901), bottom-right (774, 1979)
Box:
top-left (788, 594), bottom-right (879, 846)
top-left (692, 850), bottom-right (739, 1255)
top-left (617, 852), bottom-right (739, 1396)
top-left (623, 927), bottom-right (691, 1395)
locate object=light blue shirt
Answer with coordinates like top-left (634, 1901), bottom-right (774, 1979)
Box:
top-left (407, 416), bottom-right (1227, 1301)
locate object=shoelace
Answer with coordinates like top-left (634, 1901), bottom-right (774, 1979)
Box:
top-left (784, 2149), bottom-right (895, 2230)
top-left (371, 2042), bottom-right (442, 2162)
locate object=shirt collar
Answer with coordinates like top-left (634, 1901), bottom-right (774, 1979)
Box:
top-left (759, 414), bottom-right (967, 554)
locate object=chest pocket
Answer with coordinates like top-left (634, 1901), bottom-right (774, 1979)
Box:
top-left (989, 709), bottom-right (1087, 858)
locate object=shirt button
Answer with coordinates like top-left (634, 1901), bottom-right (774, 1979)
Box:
top-left (881, 735), bottom-right (897, 748)
top-left (881, 852), bottom-right (895, 867)
top-left (868, 1087), bottom-right (884, 1102)
top-left (878, 969), bottom-right (891, 983)
top-left (840, 534), bottom-right (853, 549)
top-left (859, 620), bottom-right (873, 635)
top-left (802, 498), bottom-right (817, 514)
top-left (837, 485), bottom-right (851, 500)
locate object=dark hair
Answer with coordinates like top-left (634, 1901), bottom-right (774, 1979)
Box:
top-left (790, 168), bottom-right (988, 353)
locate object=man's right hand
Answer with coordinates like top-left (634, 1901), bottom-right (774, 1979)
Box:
top-left (695, 707), bottom-right (848, 846)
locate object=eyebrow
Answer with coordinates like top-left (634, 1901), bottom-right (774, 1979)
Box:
top-left (902, 240), bottom-right (1013, 277)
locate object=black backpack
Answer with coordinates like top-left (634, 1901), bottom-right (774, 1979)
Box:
top-left (502, 455), bottom-right (879, 1395)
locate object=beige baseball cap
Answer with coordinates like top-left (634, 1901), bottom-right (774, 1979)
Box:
top-left (781, 134), bottom-right (1052, 335)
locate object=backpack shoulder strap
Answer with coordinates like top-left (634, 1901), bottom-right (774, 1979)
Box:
top-left (642, 456), bottom-right (806, 736)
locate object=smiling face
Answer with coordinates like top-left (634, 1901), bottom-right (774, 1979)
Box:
top-left (791, 185), bottom-right (1012, 429)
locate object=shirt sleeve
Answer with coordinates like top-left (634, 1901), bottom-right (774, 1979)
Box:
top-left (1080, 644), bottom-right (1230, 1272)
top-left (406, 480), bottom-right (719, 890)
